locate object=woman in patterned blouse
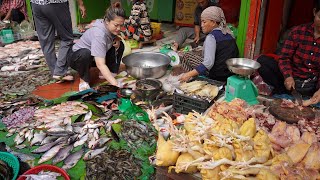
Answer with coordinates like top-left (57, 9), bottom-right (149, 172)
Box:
top-left (0, 0), bottom-right (28, 23)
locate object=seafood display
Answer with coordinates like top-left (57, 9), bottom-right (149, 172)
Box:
top-left (3, 101), bottom-right (118, 170)
top-left (21, 171), bottom-right (61, 180)
top-left (86, 150), bottom-right (141, 180)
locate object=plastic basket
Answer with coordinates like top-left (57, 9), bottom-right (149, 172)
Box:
top-left (173, 77), bottom-right (225, 114)
top-left (0, 152), bottom-right (20, 180)
top-left (151, 22), bottom-right (161, 36)
top-left (17, 164), bottom-right (70, 180)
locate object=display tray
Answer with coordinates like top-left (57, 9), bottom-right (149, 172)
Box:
top-left (173, 76), bottom-right (225, 114)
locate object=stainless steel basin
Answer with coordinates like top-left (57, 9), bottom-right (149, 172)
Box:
top-left (122, 52), bottom-right (171, 79)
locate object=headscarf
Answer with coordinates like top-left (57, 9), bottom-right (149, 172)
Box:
top-left (201, 6), bottom-right (233, 36)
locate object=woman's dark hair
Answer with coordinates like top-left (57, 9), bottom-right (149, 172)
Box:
top-left (104, 4), bottom-right (125, 21)
top-left (315, 0), bottom-right (320, 13)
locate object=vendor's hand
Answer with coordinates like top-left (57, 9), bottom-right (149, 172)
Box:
top-left (193, 35), bottom-right (200, 44)
top-left (284, 77), bottom-right (295, 90)
top-left (79, 5), bottom-right (87, 18)
top-left (179, 73), bottom-right (192, 82)
top-left (303, 89), bottom-right (320, 106)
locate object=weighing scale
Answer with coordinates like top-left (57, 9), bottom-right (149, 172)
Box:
top-left (159, 45), bottom-right (180, 66)
top-left (225, 58), bottom-right (261, 105)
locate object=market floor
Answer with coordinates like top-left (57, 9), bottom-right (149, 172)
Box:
top-left (32, 68), bottom-right (104, 99)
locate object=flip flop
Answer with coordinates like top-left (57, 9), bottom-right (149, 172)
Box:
top-left (53, 75), bottom-right (74, 83)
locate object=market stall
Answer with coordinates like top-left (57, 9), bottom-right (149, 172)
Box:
top-left (0, 51), bottom-right (319, 180)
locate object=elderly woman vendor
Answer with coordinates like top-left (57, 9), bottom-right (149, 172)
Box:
top-left (179, 6), bottom-right (239, 82)
top-left (67, 6), bottom-right (125, 91)
top-left (257, 0), bottom-right (320, 106)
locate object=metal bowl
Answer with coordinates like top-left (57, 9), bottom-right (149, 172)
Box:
top-left (135, 79), bottom-right (162, 100)
top-left (122, 52), bottom-right (171, 79)
top-left (226, 58), bottom-right (261, 76)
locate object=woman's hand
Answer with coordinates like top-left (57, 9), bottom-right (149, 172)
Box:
top-left (284, 76), bottom-right (295, 90)
top-left (179, 73), bottom-right (192, 82)
top-left (303, 89), bottom-right (320, 106)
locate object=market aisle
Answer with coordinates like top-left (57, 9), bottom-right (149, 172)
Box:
top-left (32, 68), bottom-right (104, 99)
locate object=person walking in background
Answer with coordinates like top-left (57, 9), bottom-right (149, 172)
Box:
top-left (30, 0), bottom-right (86, 82)
top-left (0, 0), bottom-right (28, 23)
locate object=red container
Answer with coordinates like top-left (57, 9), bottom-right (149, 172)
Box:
top-left (17, 164), bottom-right (70, 180)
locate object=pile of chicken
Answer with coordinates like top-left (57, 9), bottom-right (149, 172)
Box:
top-left (179, 81), bottom-right (219, 100)
top-left (155, 99), bottom-right (320, 180)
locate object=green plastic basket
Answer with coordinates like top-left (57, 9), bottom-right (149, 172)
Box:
top-left (0, 152), bottom-right (20, 180)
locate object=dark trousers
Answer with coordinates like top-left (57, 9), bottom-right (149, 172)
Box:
top-left (257, 55), bottom-right (317, 96)
top-left (31, 2), bottom-right (73, 76)
top-left (1, 9), bottom-right (24, 24)
top-left (68, 42), bottom-right (124, 82)
top-left (11, 9), bottom-right (25, 24)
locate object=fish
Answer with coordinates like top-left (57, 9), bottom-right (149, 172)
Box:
top-left (40, 136), bottom-right (58, 145)
top-left (74, 134), bottom-right (88, 147)
top-left (83, 146), bottom-right (107, 160)
top-left (25, 129), bottom-right (34, 142)
top-left (14, 134), bottom-right (25, 145)
top-left (52, 145), bottom-right (73, 165)
top-left (92, 137), bottom-right (111, 149)
top-left (32, 137), bottom-right (67, 153)
top-left (93, 129), bottom-right (99, 140)
top-left (62, 149), bottom-right (84, 170)
top-left (30, 131), bottom-right (46, 146)
top-left (6, 145), bottom-right (35, 162)
top-left (38, 144), bottom-right (64, 164)
top-left (84, 111), bottom-right (93, 121)
top-left (15, 144), bottom-right (27, 149)
top-left (6, 133), bottom-right (13, 137)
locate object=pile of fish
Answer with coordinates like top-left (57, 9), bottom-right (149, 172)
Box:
top-left (21, 171), bottom-right (61, 180)
top-left (86, 150), bottom-right (141, 180)
top-left (1, 68), bottom-right (52, 100)
top-left (0, 160), bottom-right (13, 180)
top-left (0, 41), bottom-right (44, 72)
top-left (5, 101), bottom-right (117, 170)
top-left (118, 120), bottom-right (157, 151)
top-left (1, 106), bottom-right (36, 127)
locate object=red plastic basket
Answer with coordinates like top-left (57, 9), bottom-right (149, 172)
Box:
top-left (17, 164), bottom-right (70, 180)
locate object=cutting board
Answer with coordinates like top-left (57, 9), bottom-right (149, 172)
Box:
top-left (269, 99), bottom-right (315, 123)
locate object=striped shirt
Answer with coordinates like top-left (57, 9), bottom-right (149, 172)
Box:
top-left (278, 23), bottom-right (320, 84)
top-left (0, 0), bottom-right (28, 19)
top-left (30, 0), bottom-right (68, 5)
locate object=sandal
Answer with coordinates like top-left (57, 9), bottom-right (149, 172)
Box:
top-left (79, 82), bottom-right (91, 91)
top-left (53, 75), bottom-right (74, 83)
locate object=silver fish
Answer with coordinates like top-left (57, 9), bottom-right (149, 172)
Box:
top-left (52, 145), bottom-right (73, 165)
top-left (84, 111), bottom-right (92, 121)
top-left (15, 144), bottom-right (27, 149)
top-left (93, 128), bottom-right (99, 140)
top-left (92, 137), bottom-right (111, 149)
top-left (14, 134), bottom-right (25, 145)
top-left (38, 144), bottom-right (64, 164)
top-left (62, 149), bottom-right (84, 170)
top-left (88, 138), bottom-right (96, 149)
top-left (26, 129), bottom-right (34, 142)
top-left (32, 137), bottom-right (67, 153)
top-left (19, 128), bottom-right (29, 137)
top-left (30, 131), bottom-right (46, 146)
top-left (73, 134), bottom-right (88, 147)
top-left (83, 146), bottom-right (107, 160)
top-left (41, 136), bottom-right (58, 145)
top-left (6, 133), bottom-right (14, 137)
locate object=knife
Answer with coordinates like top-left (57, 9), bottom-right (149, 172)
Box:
top-left (291, 89), bottom-right (303, 106)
